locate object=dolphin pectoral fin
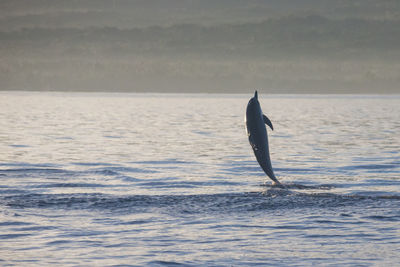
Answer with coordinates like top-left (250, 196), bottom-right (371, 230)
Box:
top-left (263, 114), bottom-right (274, 130)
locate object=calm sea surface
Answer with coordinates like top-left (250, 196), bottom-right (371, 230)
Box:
top-left (1, 92), bottom-right (400, 266)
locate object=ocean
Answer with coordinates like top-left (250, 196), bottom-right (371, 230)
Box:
top-left (1, 92), bottom-right (399, 266)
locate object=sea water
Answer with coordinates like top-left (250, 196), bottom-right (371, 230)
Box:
top-left (0, 92), bottom-right (399, 266)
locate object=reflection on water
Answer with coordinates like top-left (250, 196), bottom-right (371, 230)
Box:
top-left (0, 92), bottom-right (399, 265)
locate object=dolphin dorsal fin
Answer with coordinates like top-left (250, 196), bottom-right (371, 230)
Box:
top-left (263, 114), bottom-right (274, 130)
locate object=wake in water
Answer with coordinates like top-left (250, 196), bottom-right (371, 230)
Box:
top-left (261, 182), bottom-right (336, 190)
top-left (1, 163), bottom-right (399, 216)
top-left (3, 187), bottom-right (400, 218)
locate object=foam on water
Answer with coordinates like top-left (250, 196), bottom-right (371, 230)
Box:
top-left (0, 92), bottom-right (400, 265)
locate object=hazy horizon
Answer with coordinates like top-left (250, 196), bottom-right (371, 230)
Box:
top-left (1, 0), bottom-right (399, 93)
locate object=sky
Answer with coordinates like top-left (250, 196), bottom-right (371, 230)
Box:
top-left (1, 0), bottom-right (399, 93)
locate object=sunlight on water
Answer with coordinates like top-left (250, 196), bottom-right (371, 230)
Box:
top-left (0, 92), bottom-right (399, 265)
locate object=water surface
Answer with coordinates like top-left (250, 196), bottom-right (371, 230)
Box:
top-left (1, 92), bottom-right (399, 266)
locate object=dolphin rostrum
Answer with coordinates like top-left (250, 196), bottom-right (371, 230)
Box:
top-left (245, 91), bottom-right (283, 187)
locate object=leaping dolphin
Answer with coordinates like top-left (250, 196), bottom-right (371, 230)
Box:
top-left (245, 91), bottom-right (283, 187)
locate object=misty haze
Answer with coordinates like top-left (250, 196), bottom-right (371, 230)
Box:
top-left (1, 0), bottom-right (400, 93)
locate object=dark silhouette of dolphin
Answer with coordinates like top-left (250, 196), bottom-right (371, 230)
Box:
top-left (245, 90), bottom-right (283, 187)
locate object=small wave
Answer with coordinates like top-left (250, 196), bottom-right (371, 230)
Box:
top-left (340, 164), bottom-right (399, 170)
top-left (192, 130), bottom-right (212, 136)
top-left (136, 180), bottom-right (241, 189)
top-left (9, 144), bottom-right (30, 148)
top-left (120, 220), bottom-right (150, 225)
top-left (71, 162), bottom-right (116, 167)
top-left (0, 233), bottom-right (31, 239)
top-left (380, 195), bottom-right (400, 200)
top-left (14, 226), bottom-right (56, 232)
top-left (148, 260), bottom-right (190, 266)
top-left (261, 183), bottom-right (336, 190)
top-left (133, 159), bottom-right (195, 165)
top-left (90, 166), bottom-right (158, 175)
top-left (0, 221), bottom-right (33, 226)
top-left (137, 181), bottom-right (194, 188)
top-left (91, 169), bottom-right (120, 176)
top-left (118, 175), bottom-right (144, 182)
top-left (46, 240), bottom-right (72, 246)
top-left (3, 191), bottom-right (399, 215)
top-left (363, 215), bottom-right (400, 222)
top-left (103, 135), bottom-right (123, 139)
top-left (0, 168), bottom-right (65, 173)
top-left (0, 163), bottom-right (59, 168)
top-left (35, 183), bottom-right (108, 188)
top-left (0, 189), bottom-right (29, 195)
top-left (275, 167), bottom-right (320, 173)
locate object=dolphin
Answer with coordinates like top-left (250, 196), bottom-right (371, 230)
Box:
top-left (245, 90), bottom-right (283, 187)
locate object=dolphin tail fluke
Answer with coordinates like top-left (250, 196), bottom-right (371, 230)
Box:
top-left (258, 160), bottom-right (283, 188)
top-left (271, 179), bottom-right (285, 188)
top-left (268, 173), bottom-right (285, 188)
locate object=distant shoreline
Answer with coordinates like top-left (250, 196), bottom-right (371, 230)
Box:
top-left (1, 90), bottom-right (399, 98)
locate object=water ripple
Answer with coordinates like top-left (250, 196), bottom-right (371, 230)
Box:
top-left (3, 190), bottom-right (399, 216)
